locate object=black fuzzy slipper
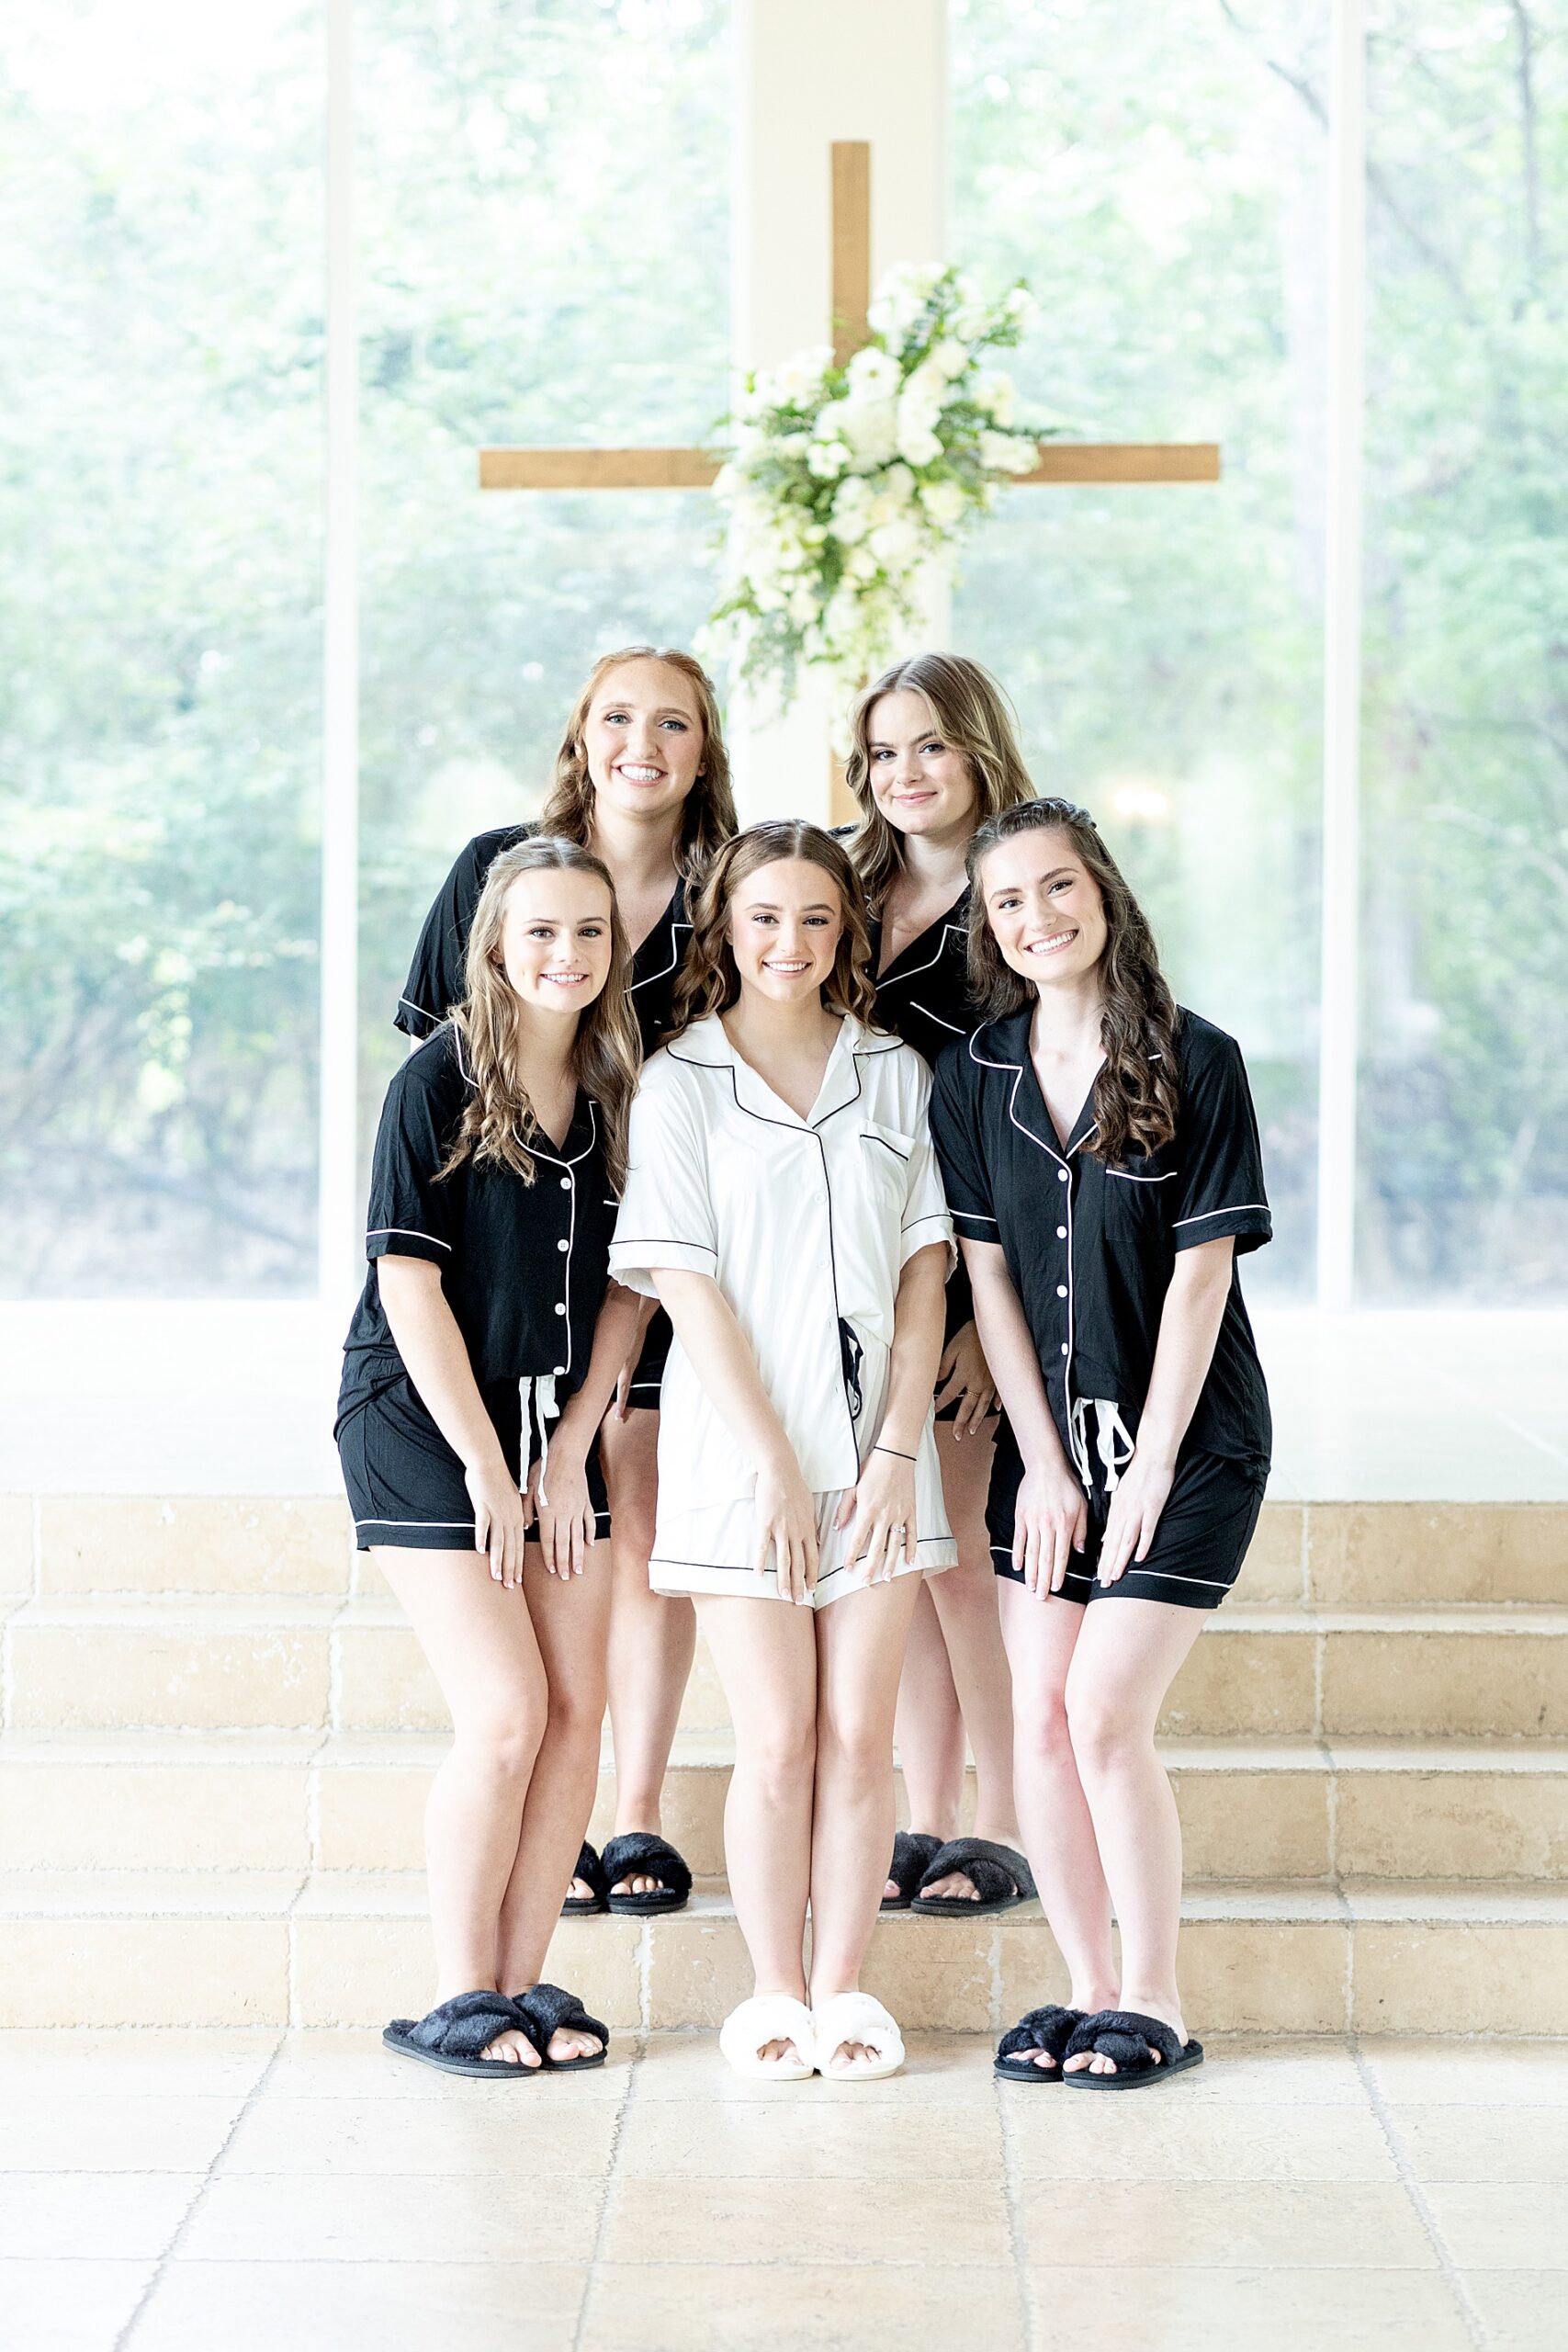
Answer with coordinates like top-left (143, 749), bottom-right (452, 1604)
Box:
top-left (881, 1829), bottom-right (943, 1912)
top-left (382, 1991), bottom-right (544, 2080)
top-left (601, 1832), bottom-right (692, 1916)
top-left (995, 2004), bottom-right (1086, 2086)
top-left (1063, 2008), bottom-right (1204, 2090)
top-left (560, 1840), bottom-right (609, 1916)
top-left (910, 1838), bottom-right (1037, 1917)
top-left (512, 1981), bottom-right (609, 2072)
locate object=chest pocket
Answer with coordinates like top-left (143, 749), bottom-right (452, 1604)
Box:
top-left (857, 1120), bottom-right (915, 1223)
top-left (1100, 1156), bottom-right (1180, 1252)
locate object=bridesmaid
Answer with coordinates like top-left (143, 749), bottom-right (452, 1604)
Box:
top-left (841, 654), bottom-right (1036, 1918)
top-left (398, 645), bottom-right (739, 1915)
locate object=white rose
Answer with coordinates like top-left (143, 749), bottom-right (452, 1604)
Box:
top-left (928, 338), bottom-right (969, 381)
top-left (919, 478), bottom-right (968, 530)
top-left (980, 428), bottom-right (1039, 476)
top-left (845, 345), bottom-right (901, 401)
top-left (836, 394), bottom-right (899, 469)
top-left (807, 435), bottom-right (848, 480)
top-left (776, 344), bottom-right (833, 404)
top-left (974, 369), bottom-right (1017, 425)
top-left (868, 515), bottom-right (924, 571)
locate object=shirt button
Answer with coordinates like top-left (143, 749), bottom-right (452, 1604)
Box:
top-left (1060, 1342), bottom-right (1069, 1357)
top-left (554, 1303), bottom-right (566, 1317)
top-left (1056, 1283), bottom-right (1067, 1298)
top-left (559, 1178), bottom-right (570, 1192)
top-left (1056, 1226), bottom-right (1066, 1239)
top-left (1057, 1170), bottom-right (1068, 1183)
top-left (557, 1239), bottom-right (569, 1253)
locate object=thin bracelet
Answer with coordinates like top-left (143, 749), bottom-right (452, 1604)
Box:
top-left (873, 1444), bottom-right (917, 1462)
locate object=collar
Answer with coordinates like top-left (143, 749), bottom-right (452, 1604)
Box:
top-left (872, 888), bottom-right (971, 991)
top-left (968, 1008), bottom-right (1100, 1163)
top-left (669, 1010), bottom-right (897, 1129)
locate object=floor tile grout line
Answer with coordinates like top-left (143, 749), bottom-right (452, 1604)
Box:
top-left (113, 2030), bottom-right (288, 2349)
top-left (570, 2029), bottom-right (641, 2351)
top-left (994, 2070), bottom-right (1035, 2352)
top-left (1350, 2038), bottom-right (1490, 2350)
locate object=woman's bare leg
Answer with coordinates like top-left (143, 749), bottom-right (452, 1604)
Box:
top-left (886, 1583), bottom-right (964, 1894)
top-left (697, 1593), bottom-right (818, 2062)
top-left (998, 1581), bottom-right (1119, 2068)
top-left (495, 1540), bottom-right (614, 2062)
top-left (600, 1406), bottom-right (696, 1896)
top-left (373, 1546), bottom-right (549, 2068)
top-left (916, 1419), bottom-right (1021, 1899)
top-left (1063, 1596), bottom-right (1205, 2075)
top-left (809, 1574), bottom-right (923, 2067)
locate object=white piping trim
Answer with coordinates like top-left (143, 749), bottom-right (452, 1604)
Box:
top-left (367, 1227), bottom-right (452, 1250)
top-left (874, 917), bottom-right (966, 990)
top-left (1106, 1168), bottom-right (1179, 1184)
top-left (1173, 1203), bottom-right (1269, 1227)
top-left (628, 907), bottom-right (691, 992)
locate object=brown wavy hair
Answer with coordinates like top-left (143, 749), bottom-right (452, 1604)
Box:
top-left (441, 838), bottom-right (643, 1192)
top-left (671, 820), bottom-right (878, 1033)
top-left (842, 653), bottom-right (1037, 910)
top-left (538, 646), bottom-right (738, 885)
top-left (967, 798), bottom-right (1180, 1164)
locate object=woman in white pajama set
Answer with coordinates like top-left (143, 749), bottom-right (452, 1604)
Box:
top-left (610, 820), bottom-right (956, 2080)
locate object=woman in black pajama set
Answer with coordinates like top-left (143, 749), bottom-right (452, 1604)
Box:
top-left (338, 837), bottom-right (644, 2076)
top-left (397, 644), bottom-right (738, 1916)
top-left (836, 655), bottom-right (1039, 1919)
top-left (930, 797), bottom-right (1272, 2091)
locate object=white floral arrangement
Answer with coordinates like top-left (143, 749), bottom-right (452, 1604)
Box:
top-left (701, 263), bottom-right (1047, 722)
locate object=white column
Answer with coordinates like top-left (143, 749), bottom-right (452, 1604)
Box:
top-left (318, 0), bottom-right (359, 1313)
top-left (730, 0), bottom-right (948, 823)
top-left (1315, 0), bottom-right (1365, 1310)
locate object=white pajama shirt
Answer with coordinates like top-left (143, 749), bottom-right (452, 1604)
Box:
top-left (608, 1012), bottom-right (958, 1606)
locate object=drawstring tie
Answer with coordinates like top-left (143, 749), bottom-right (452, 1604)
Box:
top-left (521, 1373), bottom-right (560, 1505)
top-left (838, 1319), bottom-right (865, 1423)
top-left (1068, 1396), bottom-right (1136, 1495)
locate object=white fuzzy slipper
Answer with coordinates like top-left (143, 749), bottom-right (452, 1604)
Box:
top-left (811, 1990), bottom-right (905, 2081)
top-left (718, 1994), bottom-right (816, 2081)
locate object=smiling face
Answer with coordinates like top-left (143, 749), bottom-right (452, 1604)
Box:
top-left (581, 656), bottom-right (705, 825)
top-left (726, 857), bottom-right (845, 1008)
top-left (978, 827), bottom-right (1109, 991)
top-left (496, 865), bottom-right (615, 1019)
top-left (863, 686), bottom-right (979, 845)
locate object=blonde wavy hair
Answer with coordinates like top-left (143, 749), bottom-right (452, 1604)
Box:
top-left (538, 646), bottom-right (739, 885)
top-left (671, 821), bottom-right (878, 1033)
top-left (842, 652), bottom-right (1036, 910)
top-left (441, 838), bottom-right (643, 1192)
top-left (967, 798), bottom-right (1180, 1165)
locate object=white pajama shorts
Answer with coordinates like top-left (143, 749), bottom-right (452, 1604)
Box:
top-left (649, 1463), bottom-right (956, 1611)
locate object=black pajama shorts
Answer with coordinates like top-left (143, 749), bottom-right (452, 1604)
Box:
top-left (988, 1424), bottom-right (1267, 1610)
top-left (336, 1373), bottom-right (610, 1554)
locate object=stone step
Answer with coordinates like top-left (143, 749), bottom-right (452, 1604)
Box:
top-left (4, 1730), bottom-right (1566, 1883)
top-left (6, 1595), bottom-right (1567, 1739)
top-left (0, 1869), bottom-right (1562, 2035)
top-left (7, 1496), bottom-right (1567, 1607)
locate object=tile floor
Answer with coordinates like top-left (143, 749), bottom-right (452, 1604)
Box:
top-left (2, 2029), bottom-right (1562, 2350)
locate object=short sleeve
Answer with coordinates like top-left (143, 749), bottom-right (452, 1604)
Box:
top-left (896, 1064), bottom-right (955, 1272)
top-left (1170, 1030), bottom-right (1272, 1257)
top-left (929, 1044), bottom-right (998, 1246)
top-left (364, 1060), bottom-right (459, 1266)
top-left (395, 829), bottom-right (525, 1039)
top-left (607, 1066), bottom-right (719, 1297)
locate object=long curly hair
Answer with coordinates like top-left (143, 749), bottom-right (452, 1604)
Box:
top-left (671, 820), bottom-right (878, 1034)
top-left (441, 838), bottom-right (643, 1192)
top-left (842, 652), bottom-right (1037, 911)
top-left (966, 798), bottom-right (1180, 1164)
top-left (538, 645), bottom-right (738, 885)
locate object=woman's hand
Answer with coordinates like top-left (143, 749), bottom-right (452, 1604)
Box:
top-left (754, 1450), bottom-right (819, 1606)
top-left (1096, 1446), bottom-right (1177, 1587)
top-left (933, 1319), bottom-right (997, 1438)
top-left (466, 1455), bottom-right (530, 1589)
top-left (526, 1443), bottom-right (596, 1577)
top-left (1011, 1455), bottom-right (1089, 1600)
top-left (835, 1447), bottom-right (918, 1588)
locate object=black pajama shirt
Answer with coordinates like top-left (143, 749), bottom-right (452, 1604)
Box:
top-left (335, 1026), bottom-right (617, 1551)
top-left (930, 1005), bottom-right (1274, 1608)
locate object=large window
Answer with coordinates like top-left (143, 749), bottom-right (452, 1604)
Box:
top-left (950, 0), bottom-right (1328, 1298)
top-left (355, 0), bottom-right (730, 1175)
top-left (1, 2), bottom-right (323, 1295)
top-left (1358, 2), bottom-right (1568, 1299)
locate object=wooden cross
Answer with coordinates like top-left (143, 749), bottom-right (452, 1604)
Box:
top-left (479, 141), bottom-right (1219, 810)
